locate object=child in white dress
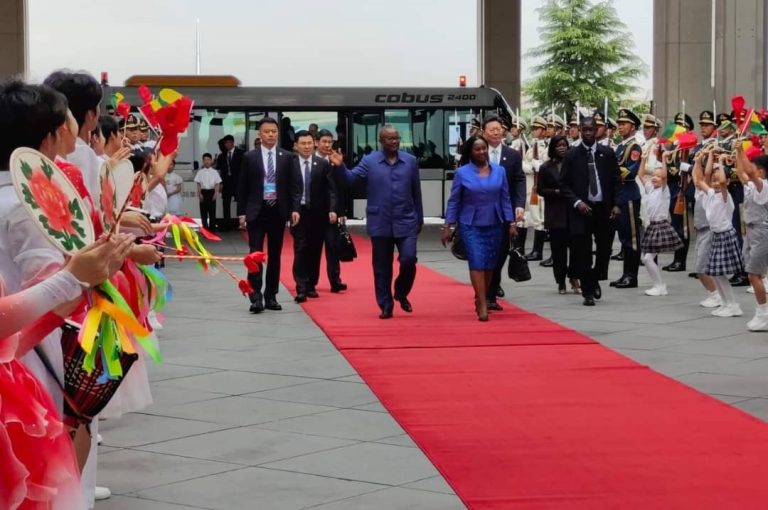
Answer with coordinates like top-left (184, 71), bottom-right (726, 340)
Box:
top-left (638, 147), bottom-right (684, 296)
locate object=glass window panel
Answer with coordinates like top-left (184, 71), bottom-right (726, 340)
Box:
top-left (192, 108), bottom-right (247, 169)
top-left (351, 112), bottom-right (383, 164)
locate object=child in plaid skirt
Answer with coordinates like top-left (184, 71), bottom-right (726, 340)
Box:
top-left (639, 149), bottom-right (684, 296)
top-left (734, 149), bottom-right (768, 331)
top-left (694, 149), bottom-right (744, 317)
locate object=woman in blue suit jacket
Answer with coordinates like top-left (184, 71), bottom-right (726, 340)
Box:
top-left (442, 135), bottom-right (516, 321)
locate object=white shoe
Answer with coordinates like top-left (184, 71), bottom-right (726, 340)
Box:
top-left (97, 433), bottom-right (103, 445)
top-left (94, 486), bottom-right (111, 500)
top-left (711, 304), bottom-right (744, 317)
top-left (748, 305), bottom-right (768, 331)
top-left (747, 286), bottom-right (755, 294)
top-left (700, 293), bottom-right (722, 308)
top-left (644, 285), bottom-right (668, 296)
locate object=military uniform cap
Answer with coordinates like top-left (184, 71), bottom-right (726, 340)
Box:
top-left (138, 118), bottom-right (150, 131)
top-left (617, 108), bottom-right (640, 128)
top-left (547, 114), bottom-right (565, 128)
top-left (512, 117), bottom-right (528, 130)
top-left (470, 117), bottom-right (481, 129)
top-left (642, 114), bottom-right (661, 129)
top-left (593, 111), bottom-right (606, 126)
top-left (716, 112), bottom-right (732, 126)
top-left (119, 114), bottom-right (140, 129)
top-left (699, 110), bottom-right (716, 125)
top-left (606, 117), bottom-right (617, 130)
top-left (531, 116), bottom-right (547, 129)
top-left (674, 112), bottom-right (694, 130)
top-left (569, 112), bottom-right (579, 126)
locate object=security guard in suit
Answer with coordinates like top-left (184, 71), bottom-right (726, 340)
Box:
top-left (662, 112), bottom-right (694, 272)
top-left (610, 109), bottom-right (643, 288)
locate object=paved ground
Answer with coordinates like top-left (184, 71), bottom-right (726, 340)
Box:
top-left (98, 226), bottom-right (768, 509)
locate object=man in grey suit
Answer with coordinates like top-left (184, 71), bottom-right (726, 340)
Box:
top-left (330, 125), bottom-right (423, 319)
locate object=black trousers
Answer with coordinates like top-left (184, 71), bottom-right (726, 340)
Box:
top-left (572, 202), bottom-right (614, 297)
top-left (199, 189), bottom-right (216, 230)
top-left (371, 236), bottom-right (417, 311)
top-left (549, 227), bottom-right (576, 285)
top-left (246, 205), bottom-right (285, 301)
top-left (291, 207), bottom-right (326, 293)
top-left (617, 198), bottom-right (641, 278)
top-left (324, 223), bottom-right (342, 287)
top-left (222, 189), bottom-right (234, 221)
top-left (488, 228), bottom-right (512, 301)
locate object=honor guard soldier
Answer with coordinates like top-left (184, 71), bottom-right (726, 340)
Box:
top-left (119, 114), bottom-right (141, 150)
top-left (661, 112), bottom-right (694, 272)
top-left (610, 108), bottom-right (643, 288)
top-left (723, 110), bottom-right (750, 286)
top-left (605, 118), bottom-right (618, 148)
top-left (568, 112), bottom-right (581, 146)
top-left (508, 118), bottom-right (528, 155)
top-left (469, 117), bottom-right (482, 138)
top-left (522, 116), bottom-right (549, 255)
top-left (594, 111), bottom-right (614, 149)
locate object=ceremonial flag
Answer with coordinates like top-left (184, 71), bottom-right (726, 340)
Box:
top-left (741, 110), bottom-right (768, 135)
top-left (658, 121), bottom-right (686, 143)
top-left (675, 131), bottom-right (698, 150)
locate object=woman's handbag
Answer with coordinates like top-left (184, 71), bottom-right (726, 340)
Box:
top-left (336, 223), bottom-right (358, 262)
top-left (35, 321), bottom-right (138, 429)
top-left (449, 228), bottom-right (467, 260)
top-left (507, 247), bottom-right (531, 282)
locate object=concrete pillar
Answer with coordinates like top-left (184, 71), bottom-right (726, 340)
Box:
top-left (654, 0), bottom-right (766, 123)
top-left (479, 0), bottom-right (522, 109)
top-left (0, 0), bottom-right (26, 80)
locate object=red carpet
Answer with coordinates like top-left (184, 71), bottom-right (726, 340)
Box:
top-left (280, 234), bottom-right (768, 509)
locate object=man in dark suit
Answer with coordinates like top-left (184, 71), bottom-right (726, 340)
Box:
top-left (316, 129), bottom-right (348, 292)
top-left (559, 116), bottom-right (622, 306)
top-left (292, 130), bottom-right (338, 302)
top-left (482, 115), bottom-right (526, 310)
top-left (216, 134), bottom-right (244, 230)
top-left (237, 117), bottom-right (302, 313)
top-left (330, 125), bottom-right (423, 319)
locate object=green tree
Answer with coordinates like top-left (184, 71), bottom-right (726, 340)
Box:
top-left (523, 0), bottom-right (647, 117)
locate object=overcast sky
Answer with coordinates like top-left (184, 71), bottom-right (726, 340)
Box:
top-left (28, 0), bottom-right (652, 96)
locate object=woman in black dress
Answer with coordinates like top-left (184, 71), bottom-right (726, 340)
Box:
top-left (536, 135), bottom-right (579, 294)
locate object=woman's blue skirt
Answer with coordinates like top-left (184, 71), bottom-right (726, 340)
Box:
top-left (459, 222), bottom-right (504, 271)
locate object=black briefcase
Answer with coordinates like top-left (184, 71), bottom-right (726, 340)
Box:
top-left (507, 248), bottom-right (531, 282)
top-left (336, 223), bottom-right (357, 262)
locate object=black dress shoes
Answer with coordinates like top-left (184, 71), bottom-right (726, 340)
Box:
top-left (487, 301), bottom-right (503, 311)
top-left (265, 297), bottom-right (282, 311)
top-left (540, 256), bottom-right (553, 267)
top-left (524, 251), bottom-right (542, 261)
top-left (583, 295), bottom-right (596, 306)
top-left (593, 283), bottom-right (602, 300)
top-left (307, 290), bottom-right (319, 298)
top-left (295, 294), bottom-right (307, 303)
top-left (249, 300), bottom-right (264, 314)
top-left (688, 272), bottom-right (699, 279)
top-left (379, 307), bottom-right (393, 319)
top-left (730, 274), bottom-right (750, 287)
top-left (663, 261), bottom-right (686, 272)
top-left (330, 283), bottom-right (348, 293)
top-left (496, 287), bottom-right (505, 298)
top-left (611, 251), bottom-right (625, 261)
top-left (396, 296), bottom-right (413, 313)
top-left (614, 276), bottom-right (638, 289)
top-left (609, 276), bottom-right (623, 287)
